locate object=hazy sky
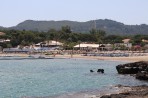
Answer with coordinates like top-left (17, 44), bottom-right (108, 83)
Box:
top-left (0, 0), bottom-right (148, 27)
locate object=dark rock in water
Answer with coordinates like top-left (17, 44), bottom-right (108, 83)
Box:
top-left (100, 94), bottom-right (127, 98)
top-left (100, 95), bottom-right (111, 98)
top-left (116, 61), bottom-right (148, 80)
top-left (90, 70), bottom-right (94, 72)
top-left (136, 72), bottom-right (148, 80)
top-left (97, 69), bottom-right (104, 73)
top-left (116, 61), bottom-right (148, 74)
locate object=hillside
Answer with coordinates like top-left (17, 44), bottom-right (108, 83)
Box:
top-left (0, 26), bottom-right (5, 30)
top-left (3, 19), bottom-right (148, 35)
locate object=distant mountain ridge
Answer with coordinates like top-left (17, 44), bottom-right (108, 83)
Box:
top-left (0, 26), bottom-right (5, 29)
top-left (1, 19), bottom-right (148, 35)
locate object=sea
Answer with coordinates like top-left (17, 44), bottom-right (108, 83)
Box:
top-left (0, 58), bottom-right (147, 98)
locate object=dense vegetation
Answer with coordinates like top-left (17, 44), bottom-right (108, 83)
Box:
top-left (0, 25), bottom-right (148, 49)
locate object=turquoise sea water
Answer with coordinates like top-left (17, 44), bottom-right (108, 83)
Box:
top-left (0, 58), bottom-right (147, 98)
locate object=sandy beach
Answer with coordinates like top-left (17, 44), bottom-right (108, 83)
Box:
top-left (0, 53), bottom-right (148, 62)
top-left (54, 54), bottom-right (148, 62)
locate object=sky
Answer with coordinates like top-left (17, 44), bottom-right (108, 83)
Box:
top-left (0, 0), bottom-right (148, 27)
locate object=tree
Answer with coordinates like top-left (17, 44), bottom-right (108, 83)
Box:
top-left (89, 28), bottom-right (97, 35)
top-left (78, 40), bottom-right (81, 50)
top-left (90, 29), bottom-right (106, 44)
top-left (132, 35), bottom-right (143, 45)
top-left (7, 43), bottom-right (12, 48)
top-left (104, 35), bottom-right (123, 44)
top-left (61, 25), bottom-right (72, 34)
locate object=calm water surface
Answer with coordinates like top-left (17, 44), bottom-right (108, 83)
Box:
top-left (0, 58), bottom-right (147, 98)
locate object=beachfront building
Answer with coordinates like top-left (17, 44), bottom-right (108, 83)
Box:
top-left (0, 32), bottom-right (5, 36)
top-left (0, 32), bottom-right (10, 43)
top-left (2, 40), bottom-right (64, 53)
top-left (0, 38), bottom-right (11, 52)
top-left (3, 48), bottom-right (34, 53)
top-left (0, 39), bottom-right (11, 43)
top-left (74, 43), bottom-right (99, 51)
top-left (122, 39), bottom-right (132, 48)
top-left (74, 43), bottom-right (113, 52)
top-left (114, 39), bottom-right (132, 50)
top-left (142, 39), bottom-right (148, 43)
top-left (98, 44), bottom-right (113, 51)
top-left (144, 44), bottom-right (148, 52)
top-left (33, 40), bottom-right (63, 52)
top-left (3, 45), bottom-right (34, 53)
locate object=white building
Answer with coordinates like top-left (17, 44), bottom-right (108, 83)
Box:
top-left (0, 39), bottom-right (10, 43)
top-left (74, 44), bottom-right (99, 50)
top-left (122, 39), bottom-right (132, 48)
top-left (33, 40), bottom-right (63, 51)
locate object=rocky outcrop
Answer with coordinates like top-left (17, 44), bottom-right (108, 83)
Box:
top-left (100, 85), bottom-right (148, 98)
top-left (136, 72), bottom-right (148, 80)
top-left (116, 61), bottom-right (148, 80)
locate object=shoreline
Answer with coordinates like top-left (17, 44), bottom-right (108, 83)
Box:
top-left (100, 85), bottom-right (148, 98)
top-left (54, 54), bottom-right (148, 62)
top-left (0, 53), bottom-right (148, 62)
top-left (38, 85), bottom-right (148, 98)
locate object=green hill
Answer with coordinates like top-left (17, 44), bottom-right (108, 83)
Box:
top-left (4, 19), bottom-right (148, 35)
